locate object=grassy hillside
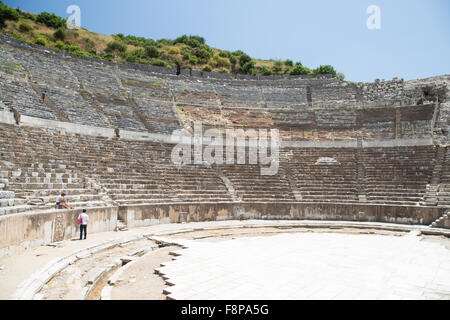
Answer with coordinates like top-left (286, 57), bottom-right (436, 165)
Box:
top-left (0, 1), bottom-right (344, 78)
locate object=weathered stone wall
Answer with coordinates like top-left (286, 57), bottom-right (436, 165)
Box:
top-left (118, 202), bottom-right (445, 228)
top-left (357, 78), bottom-right (404, 105)
top-left (0, 206), bottom-right (118, 259)
top-left (0, 200), bottom-right (446, 258)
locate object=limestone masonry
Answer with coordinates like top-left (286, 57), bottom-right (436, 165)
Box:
top-left (0, 35), bottom-right (449, 257)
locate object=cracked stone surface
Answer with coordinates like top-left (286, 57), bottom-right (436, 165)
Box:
top-left (159, 232), bottom-right (450, 300)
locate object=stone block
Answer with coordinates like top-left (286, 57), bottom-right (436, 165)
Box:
top-left (0, 191), bottom-right (14, 199)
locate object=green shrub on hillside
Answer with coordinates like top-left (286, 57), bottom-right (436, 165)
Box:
top-left (0, 3), bottom-right (19, 20)
top-left (106, 41), bottom-right (127, 53)
top-left (273, 61), bottom-right (283, 74)
top-left (0, 2), bottom-right (19, 28)
top-left (174, 35), bottom-right (205, 48)
top-left (189, 56), bottom-right (199, 65)
top-left (17, 9), bottom-right (36, 21)
top-left (182, 52), bottom-right (190, 61)
top-left (156, 38), bottom-right (174, 46)
top-left (125, 48), bottom-right (147, 63)
top-left (288, 63), bottom-right (312, 75)
top-left (150, 59), bottom-right (167, 67)
top-left (218, 50), bottom-right (231, 58)
top-left (240, 61), bottom-right (255, 74)
top-left (168, 47), bottom-right (180, 55)
top-left (258, 65), bottom-right (272, 76)
top-left (19, 23), bottom-right (32, 33)
top-left (83, 38), bottom-right (97, 55)
top-left (312, 65), bottom-right (337, 77)
top-left (63, 44), bottom-right (86, 56)
top-left (159, 52), bottom-right (171, 62)
top-left (211, 55), bottom-right (231, 68)
top-left (194, 46), bottom-right (213, 62)
top-left (114, 34), bottom-right (156, 47)
top-left (229, 55), bottom-right (237, 66)
top-left (239, 53), bottom-right (251, 66)
top-left (284, 59), bottom-right (294, 67)
top-left (99, 52), bottom-right (114, 61)
top-left (55, 40), bottom-right (65, 50)
top-left (34, 36), bottom-right (46, 46)
top-left (203, 65), bottom-right (212, 72)
top-left (144, 45), bottom-right (160, 58)
top-left (53, 28), bottom-right (66, 41)
top-left (233, 50), bottom-right (245, 56)
top-left (36, 12), bottom-right (66, 29)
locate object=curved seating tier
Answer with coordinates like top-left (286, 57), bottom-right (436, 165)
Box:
top-left (0, 37), bottom-right (442, 141)
top-left (0, 124), bottom-right (448, 217)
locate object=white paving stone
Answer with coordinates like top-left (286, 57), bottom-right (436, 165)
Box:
top-left (159, 233), bottom-right (450, 300)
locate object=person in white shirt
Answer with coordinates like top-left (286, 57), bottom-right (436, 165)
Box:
top-left (78, 209), bottom-right (89, 240)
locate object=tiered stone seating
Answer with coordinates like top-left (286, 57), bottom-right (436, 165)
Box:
top-left (0, 36), bottom-right (440, 141)
top-left (310, 81), bottom-right (360, 108)
top-left (213, 82), bottom-right (264, 108)
top-left (285, 148), bottom-right (359, 202)
top-left (0, 35), bottom-right (447, 217)
top-left (0, 125), bottom-right (105, 214)
top-left (68, 59), bottom-right (148, 132)
top-left (362, 146), bottom-right (435, 205)
top-left (0, 124), bottom-right (235, 211)
top-left (161, 165), bottom-right (232, 202)
top-left (218, 164), bottom-right (295, 202)
top-left (132, 144), bottom-right (232, 203)
top-left (261, 86), bottom-right (307, 107)
top-left (120, 75), bottom-right (181, 134)
top-left (168, 78), bottom-right (219, 107)
top-left (0, 47), bottom-right (56, 120)
top-left (54, 136), bottom-right (177, 205)
top-left (218, 146), bottom-right (295, 202)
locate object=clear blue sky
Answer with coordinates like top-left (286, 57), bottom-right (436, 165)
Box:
top-left (4, 0), bottom-right (450, 82)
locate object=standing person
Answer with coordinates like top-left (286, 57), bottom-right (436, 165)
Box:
top-left (41, 90), bottom-right (47, 104)
top-left (78, 209), bottom-right (89, 240)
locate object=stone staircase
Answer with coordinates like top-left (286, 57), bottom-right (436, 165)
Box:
top-left (213, 165), bottom-right (240, 202)
top-left (28, 80), bottom-right (70, 122)
top-left (430, 211), bottom-right (450, 228)
top-left (423, 146), bottom-right (446, 206)
top-left (437, 147), bottom-right (450, 206)
top-left (280, 150), bottom-right (302, 201)
top-left (356, 140), bottom-right (367, 202)
top-left (115, 218), bottom-right (128, 232)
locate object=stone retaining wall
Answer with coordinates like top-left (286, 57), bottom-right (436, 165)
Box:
top-left (0, 201), bottom-right (446, 259)
top-left (0, 206), bottom-right (118, 259)
top-left (117, 202), bottom-right (446, 229)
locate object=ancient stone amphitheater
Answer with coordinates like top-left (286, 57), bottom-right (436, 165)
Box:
top-left (1, 35), bottom-right (450, 300)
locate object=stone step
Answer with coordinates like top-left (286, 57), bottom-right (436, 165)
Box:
top-left (0, 204), bottom-right (32, 216)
